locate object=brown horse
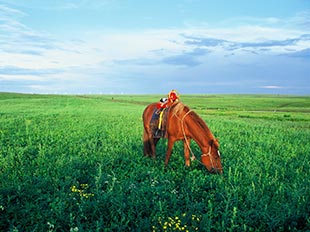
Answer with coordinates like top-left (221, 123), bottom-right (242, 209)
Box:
top-left (142, 101), bottom-right (223, 174)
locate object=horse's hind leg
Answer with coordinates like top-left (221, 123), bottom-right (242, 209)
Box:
top-left (149, 136), bottom-right (157, 158)
top-left (164, 136), bottom-right (176, 166)
top-left (143, 140), bottom-right (151, 157)
top-left (143, 128), bottom-right (152, 157)
top-left (143, 127), bottom-right (157, 158)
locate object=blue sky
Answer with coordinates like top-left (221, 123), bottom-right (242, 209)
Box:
top-left (0, 0), bottom-right (309, 94)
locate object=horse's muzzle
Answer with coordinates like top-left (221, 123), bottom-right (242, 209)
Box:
top-left (211, 168), bottom-right (223, 174)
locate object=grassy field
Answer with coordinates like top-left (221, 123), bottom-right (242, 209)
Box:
top-left (0, 93), bottom-right (309, 231)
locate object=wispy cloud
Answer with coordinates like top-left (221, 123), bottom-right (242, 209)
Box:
top-left (283, 48), bottom-right (310, 58)
top-left (0, 4), bottom-right (25, 18)
top-left (160, 48), bottom-right (209, 66)
top-left (184, 35), bottom-right (228, 47)
top-left (161, 54), bottom-right (202, 67)
top-left (261, 85), bottom-right (283, 89)
top-left (114, 47), bottom-right (209, 67)
top-left (0, 0), bottom-right (116, 11)
top-left (182, 33), bottom-right (310, 55)
top-left (288, 11), bottom-right (310, 29)
top-left (0, 4), bottom-right (58, 57)
top-left (0, 66), bottom-right (63, 76)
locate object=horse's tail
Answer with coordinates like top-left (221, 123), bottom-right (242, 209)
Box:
top-left (142, 103), bottom-right (157, 156)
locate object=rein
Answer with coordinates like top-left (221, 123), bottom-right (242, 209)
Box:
top-left (178, 110), bottom-right (211, 167)
top-left (179, 110), bottom-right (196, 160)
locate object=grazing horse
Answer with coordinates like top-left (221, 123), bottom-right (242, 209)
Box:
top-left (143, 102), bottom-right (223, 174)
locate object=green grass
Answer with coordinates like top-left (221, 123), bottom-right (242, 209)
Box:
top-left (0, 93), bottom-right (309, 231)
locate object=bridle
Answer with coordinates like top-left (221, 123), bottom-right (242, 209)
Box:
top-left (201, 147), bottom-right (222, 173)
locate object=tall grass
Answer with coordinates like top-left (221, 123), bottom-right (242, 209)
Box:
top-left (0, 93), bottom-right (309, 231)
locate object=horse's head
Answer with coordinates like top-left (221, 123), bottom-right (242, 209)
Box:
top-left (201, 139), bottom-right (223, 174)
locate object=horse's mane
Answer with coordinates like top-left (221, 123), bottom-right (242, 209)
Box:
top-left (171, 101), bottom-right (186, 116)
top-left (171, 102), bottom-right (219, 148)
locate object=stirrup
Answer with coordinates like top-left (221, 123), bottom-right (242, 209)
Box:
top-left (154, 129), bottom-right (163, 138)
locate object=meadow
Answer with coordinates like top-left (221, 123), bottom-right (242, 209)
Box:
top-left (0, 93), bottom-right (309, 231)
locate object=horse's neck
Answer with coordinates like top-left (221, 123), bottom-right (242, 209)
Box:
top-left (185, 114), bottom-right (213, 151)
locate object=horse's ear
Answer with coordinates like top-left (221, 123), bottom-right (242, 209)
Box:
top-left (213, 138), bottom-right (219, 148)
top-left (209, 138), bottom-right (219, 147)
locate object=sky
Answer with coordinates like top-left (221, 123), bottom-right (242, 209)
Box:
top-left (0, 0), bottom-right (309, 95)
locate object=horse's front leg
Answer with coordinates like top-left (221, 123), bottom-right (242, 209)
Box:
top-left (165, 136), bottom-right (176, 166)
top-left (183, 138), bottom-right (191, 167)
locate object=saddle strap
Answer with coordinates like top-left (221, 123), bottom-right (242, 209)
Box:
top-left (158, 108), bottom-right (166, 129)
